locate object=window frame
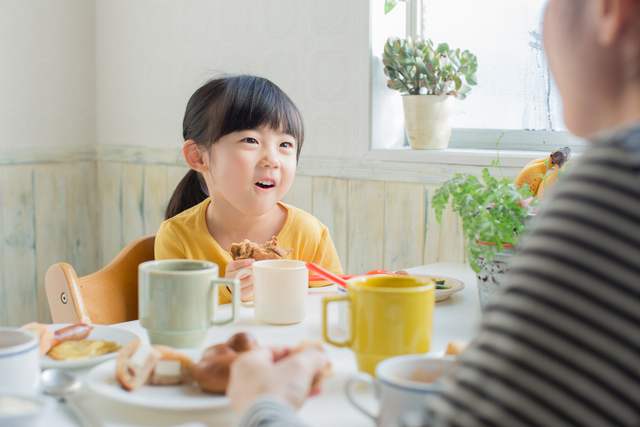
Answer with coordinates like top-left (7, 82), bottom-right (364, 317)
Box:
top-left (368, 0), bottom-right (585, 161)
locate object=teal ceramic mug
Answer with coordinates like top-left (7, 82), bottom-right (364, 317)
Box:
top-left (138, 259), bottom-right (241, 348)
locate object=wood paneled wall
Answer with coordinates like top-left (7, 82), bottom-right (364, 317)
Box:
top-left (282, 176), bottom-right (465, 275)
top-left (0, 162), bottom-right (98, 326)
top-left (0, 158), bottom-right (465, 327)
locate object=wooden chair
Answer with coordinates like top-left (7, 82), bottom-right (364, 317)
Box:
top-left (45, 235), bottom-right (156, 325)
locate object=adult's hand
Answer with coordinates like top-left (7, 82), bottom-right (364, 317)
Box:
top-left (227, 346), bottom-right (329, 416)
top-left (225, 259), bottom-right (255, 301)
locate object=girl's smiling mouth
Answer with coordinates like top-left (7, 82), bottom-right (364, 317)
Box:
top-left (255, 180), bottom-right (275, 189)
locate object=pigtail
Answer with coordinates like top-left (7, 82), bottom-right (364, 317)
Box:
top-left (165, 169), bottom-right (209, 220)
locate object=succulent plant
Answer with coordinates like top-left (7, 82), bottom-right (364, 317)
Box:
top-left (382, 37), bottom-right (478, 99)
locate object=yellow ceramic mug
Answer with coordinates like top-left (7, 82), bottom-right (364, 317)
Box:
top-left (322, 275), bottom-right (435, 376)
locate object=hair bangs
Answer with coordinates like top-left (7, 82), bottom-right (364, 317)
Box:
top-left (216, 76), bottom-right (305, 160)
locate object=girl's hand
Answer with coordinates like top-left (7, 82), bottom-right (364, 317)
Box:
top-left (227, 346), bottom-right (329, 416)
top-left (226, 259), bottom-right (255, 301)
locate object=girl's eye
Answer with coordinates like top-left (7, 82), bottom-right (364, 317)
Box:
top-left (280, 141), bottom-right (294, 149)
top-left (243, 138), bottom-right (258, 144)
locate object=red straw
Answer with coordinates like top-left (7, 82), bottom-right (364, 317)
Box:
top-left (305, 262), bottom-right (348, 289)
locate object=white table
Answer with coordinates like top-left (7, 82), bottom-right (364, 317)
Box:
top-left (48, 262), bottom-right (481, 427)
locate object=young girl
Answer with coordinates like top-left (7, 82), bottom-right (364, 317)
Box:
top-left (155, 74), bottom-right (343, 303)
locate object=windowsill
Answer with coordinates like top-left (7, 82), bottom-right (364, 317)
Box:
top-left (365, 147), bottom-right (582, 168)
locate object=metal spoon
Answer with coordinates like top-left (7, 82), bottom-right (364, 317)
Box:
top-left (41, 369), bottom-right (94, 427)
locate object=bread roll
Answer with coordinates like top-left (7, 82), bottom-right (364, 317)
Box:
top-left (193, 332), bottom-right (259, 394)
top-left (226, 332), bottom-right (258, 352)
top-left (193, 353), bottom-right (238, 394)
top-left (115, 340), bottom-right (161, 391)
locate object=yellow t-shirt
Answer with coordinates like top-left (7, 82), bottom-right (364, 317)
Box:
top-left (154, 199), bottom-right (344, 304)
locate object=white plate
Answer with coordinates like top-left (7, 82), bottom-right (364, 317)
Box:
top-left (87, 350), bottom-right (229, 410)
top-left (41, 324), bottom-right (139, 369)
top-left (413, 275), bottom-right (465, 302)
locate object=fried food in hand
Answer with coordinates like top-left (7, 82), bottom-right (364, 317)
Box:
top-left (230, 236), bottom-right (293, 261)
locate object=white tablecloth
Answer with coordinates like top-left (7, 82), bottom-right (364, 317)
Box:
top-left (47, 262), bottom-right (481, 427)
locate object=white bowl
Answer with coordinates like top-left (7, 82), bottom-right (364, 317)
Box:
top-left (0, 328), bottom-right (41, 395)
top-left (0, 394), bottom-right (56, 427)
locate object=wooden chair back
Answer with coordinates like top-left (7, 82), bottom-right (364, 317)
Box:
top-left (45, 235), bottom-right (156, 325)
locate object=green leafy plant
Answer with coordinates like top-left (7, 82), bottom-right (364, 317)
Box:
top-left (382, 37), bottom-right (478, 98)
top-left (384, 0), bottom-right (405, 14)
top-left (432, 164), bottom-right (538, 272)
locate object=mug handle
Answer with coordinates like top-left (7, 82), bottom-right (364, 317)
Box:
top-left (322, 295), bottom-right (352, 347)
top-left (346, 372), bottom-right (380, 422)
top-left (210, 277), bottom-right (240, 326)
top-left (236, 268), bottom-right (254, 308)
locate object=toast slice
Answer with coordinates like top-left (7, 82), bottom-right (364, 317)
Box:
top-left (115, 340), bottom-right (161, 391)
top-left (149, 345), bottom-right (195, 386)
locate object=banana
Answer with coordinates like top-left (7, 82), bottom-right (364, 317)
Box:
top-left (537, 161), bottom-right (567, 200)
top-left (515, 156), bottom-right (550, 195)
top-left (515, 147), bottom-right (571, 197)
top-left (523, 156), bottom-right (548, 167)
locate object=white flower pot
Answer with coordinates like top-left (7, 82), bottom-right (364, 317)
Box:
top-left (402, 94), bottom-right (454, 150)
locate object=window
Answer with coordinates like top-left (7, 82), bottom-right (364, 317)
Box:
top-left (371, 0), bottom-right (586, 153)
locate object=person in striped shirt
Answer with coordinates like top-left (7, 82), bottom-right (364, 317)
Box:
top-left (225, 0), bottom-right (640, 426)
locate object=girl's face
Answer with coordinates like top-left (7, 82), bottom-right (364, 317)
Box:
top-left (206, 127), bottom-right (297, 217)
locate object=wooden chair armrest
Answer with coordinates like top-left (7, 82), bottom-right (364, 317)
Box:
top-left (45, 263), bottom-right (91, 325)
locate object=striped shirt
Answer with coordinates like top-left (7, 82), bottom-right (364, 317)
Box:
top-left (236, 123), bottom-right (640, 427)
top-left (428, 122), bottom-right (640, 427)
top-left (238, 396), bottom-right (303, 427)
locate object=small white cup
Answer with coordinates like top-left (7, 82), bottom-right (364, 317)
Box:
top-left (237, 259), bottom-right (309, 325)
top-left (0, 328), bottom-right (41, 396)
top-left (346, 354), bottom-right (455, 427)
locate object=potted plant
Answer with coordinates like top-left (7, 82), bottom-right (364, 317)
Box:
top-left (432, 143), bottom-right (571, 311)
top-left (382, 37), bottom-right (478, 149)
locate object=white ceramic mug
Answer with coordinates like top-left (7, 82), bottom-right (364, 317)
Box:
top-left (237, 260), bottom-right (309, 325)
top-left (0, 328), bottom-right (41, 396)
top-left (346, 355), bottom-right (455, 427)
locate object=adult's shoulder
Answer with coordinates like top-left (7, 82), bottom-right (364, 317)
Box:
top-left (581, 122), bottom-right (640, 170)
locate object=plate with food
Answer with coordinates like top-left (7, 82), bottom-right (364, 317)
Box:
top-left (87, 332), bottom-right (256, 410)
top-left (414, 275), bottom-right (465, 301)
top-left (87, 332), bottom-right (331, 411)
top-left (21, 323), bottom-right (139, 369)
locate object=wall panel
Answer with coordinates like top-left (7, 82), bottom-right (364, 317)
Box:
top-left (347, 180), bottom-right (385, 275)
top-left (67, 161), bottom-right (99, 278)
top-left (34, 164), bottom-right (68, 324)
top-left (423, 183), bottom-right (466, 264)
top-left (98, 162), bottom-right (123, 267)
top-left (143, 165), bottom-right (168, 237)
top-left (121, 163), bottom-right (145, 245)
top-left (281, 175), bottom-right (313, 214)
top-left (383, 182), bottom-right (426, 272)
top-left (2, 165), bottom-right (37, 326)
top-left (312, 177), bottom-right (348, 271)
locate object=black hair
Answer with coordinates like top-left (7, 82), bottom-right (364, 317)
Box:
top-left (165, 74), bottom-right (305, 220)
